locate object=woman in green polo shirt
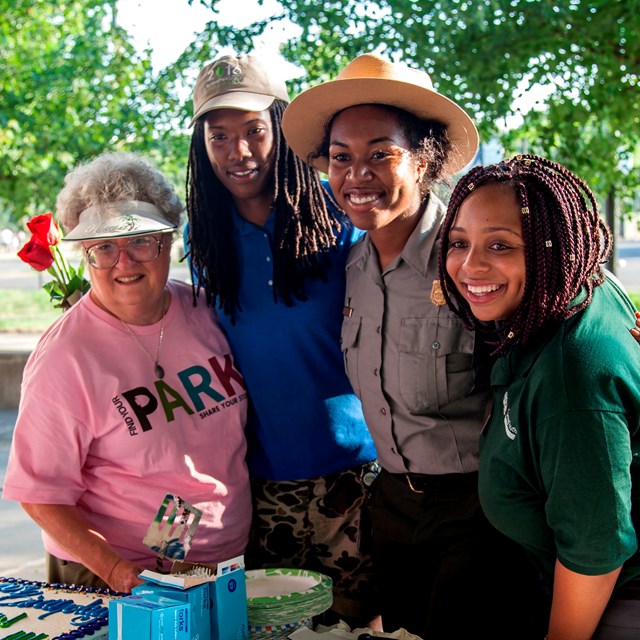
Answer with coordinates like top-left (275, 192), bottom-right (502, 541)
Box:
top-left (439, 154), bottom-right (640, 639)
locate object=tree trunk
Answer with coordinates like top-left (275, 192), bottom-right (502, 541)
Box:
top-left (605, 187), bottom-right (617, 276)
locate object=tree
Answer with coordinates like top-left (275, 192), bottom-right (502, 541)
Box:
top-left (0, 0), bottom-right (187, 226)
top-left (193, 0), bottom-right (639, 206)
top-left (4, 0), bottom-right (637, 233)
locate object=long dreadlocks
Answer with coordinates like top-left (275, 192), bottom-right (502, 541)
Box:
top-left (186, 99), bottom-right (343, 323)
top-left (438, 154), bottom-right (612, 356)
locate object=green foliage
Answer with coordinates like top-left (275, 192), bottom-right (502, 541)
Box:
top-left (2, 0), bottom-right (638, 231)
top-left (1, 0), bottom-right (189, 227)
top-left (195, 0), bottom-right (639, 202)
top-left (42, 261), bottom-right (91, 311)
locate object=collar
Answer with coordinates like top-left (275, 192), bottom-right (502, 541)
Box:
top-left (231, 207), bottom-right (276, 236)
top-left (346, 192), bottom-right (445, 276)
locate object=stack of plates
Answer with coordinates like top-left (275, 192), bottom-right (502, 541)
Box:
top-left (246, 568), bottom-right (333, 639)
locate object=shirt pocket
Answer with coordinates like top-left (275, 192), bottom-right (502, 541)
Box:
top-left (340, 316), bottom-right (362, 398)
top-left (399, 316), bottom-right (475, 413)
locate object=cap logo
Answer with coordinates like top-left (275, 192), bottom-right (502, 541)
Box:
top-left (120, 215), bottom-right (140, 231)
top-left (206, 58), bottom-right (244, 91)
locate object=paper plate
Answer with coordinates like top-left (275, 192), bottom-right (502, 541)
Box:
top-left (246, 568), bottom-right (333, 626)
top-left (249, 619), bottom-right (313, 640)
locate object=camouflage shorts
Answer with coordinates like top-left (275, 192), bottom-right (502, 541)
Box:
top-left (246, 462), bottom-right (380, 620)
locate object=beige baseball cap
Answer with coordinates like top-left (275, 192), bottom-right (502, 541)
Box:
top-left (189, 53), bottom-right (290, 127)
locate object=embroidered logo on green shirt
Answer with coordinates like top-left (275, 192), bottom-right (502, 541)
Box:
top-left (503, 392), bottom-right (517, 440)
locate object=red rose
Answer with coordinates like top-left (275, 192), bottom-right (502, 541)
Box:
top-left (17, 236), bottom-right (55, 271)
top-left (26, 212), bottom-right (61, 246)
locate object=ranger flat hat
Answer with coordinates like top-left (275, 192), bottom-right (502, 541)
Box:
top-left (281, 53), bottom-right (479, 176)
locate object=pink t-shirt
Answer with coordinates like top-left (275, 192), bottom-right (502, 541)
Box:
top-left (3, 280), bottom-right (251, 567)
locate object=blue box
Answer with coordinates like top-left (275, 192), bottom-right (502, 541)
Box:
top-left (211, 557), bottom-right (248, 640)
top-left (172, 556), bottom-right (249, 640)
top-left (108, 594), bottom-right (190, 640)
top-left (133, 581), bottom-right (211, 640)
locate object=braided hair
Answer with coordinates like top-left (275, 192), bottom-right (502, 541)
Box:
top-left (186, 99), bottom-right (343, 322)
top-left (438, 154), bottom-right (612, 356)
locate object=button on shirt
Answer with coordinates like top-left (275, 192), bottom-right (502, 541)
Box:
top-left (341, 194), bottom-right (490, 475)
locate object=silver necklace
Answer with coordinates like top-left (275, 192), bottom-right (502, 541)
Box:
top-left (119, 302), bottom-right (167, 379)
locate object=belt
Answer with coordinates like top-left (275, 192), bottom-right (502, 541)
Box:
top-left (383, 468), bottom-right (478, 494)
top-left (360, 460), bottom-right (381, 487)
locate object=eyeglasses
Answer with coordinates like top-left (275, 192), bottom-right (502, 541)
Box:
top-left (84, 236), bottom-right (165, 269)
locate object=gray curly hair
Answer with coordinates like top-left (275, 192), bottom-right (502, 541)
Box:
top-left (56, 152), bottom-right (183, 234)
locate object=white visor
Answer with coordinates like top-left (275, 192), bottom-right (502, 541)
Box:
top-left (63, 201), bottom-right (177, 241)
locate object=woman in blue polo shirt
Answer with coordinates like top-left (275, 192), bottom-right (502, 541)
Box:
top-left (440, 154), bottom-right (640, 639)
top-left (183, 52), bottom-right (379, 629)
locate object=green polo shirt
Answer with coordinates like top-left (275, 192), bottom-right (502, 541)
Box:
top-left (479, 275), bottom-right (640, 590)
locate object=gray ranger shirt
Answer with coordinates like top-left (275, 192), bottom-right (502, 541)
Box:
top-left (340, 193), bottom-right (492, 475)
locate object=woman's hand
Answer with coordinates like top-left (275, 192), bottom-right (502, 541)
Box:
top-left (105, 557), bottom-right (145, 593)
